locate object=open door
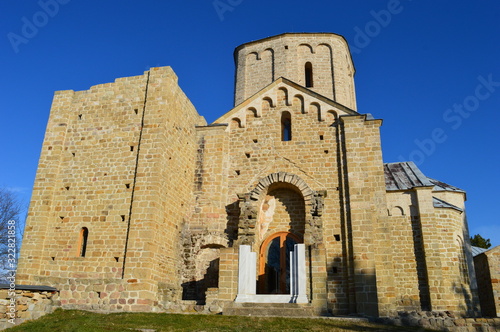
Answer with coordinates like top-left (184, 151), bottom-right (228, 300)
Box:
top-left (258, 232), bottom-right (301, 294)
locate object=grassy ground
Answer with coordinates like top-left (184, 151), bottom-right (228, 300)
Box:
top-left (5, 309), bottom-right (432, 332)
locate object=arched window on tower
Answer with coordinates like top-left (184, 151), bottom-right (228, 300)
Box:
top-left (281, 111), bottom-right (292, 141)
top-left (78, 227), bottom-right (89, 257)
top-left (305, 62), bottom-right (313, 88)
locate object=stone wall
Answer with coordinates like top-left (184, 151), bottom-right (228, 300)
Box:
top-left (474, 246), bottom-right (500, 317)
top-left (0, 287), bottom-right (59, 331)
top-left (16, 66), bottom-right (205, 311)
top-left (376, 311), bottom-right (500, 332)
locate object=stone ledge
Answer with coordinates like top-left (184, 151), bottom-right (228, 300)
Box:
top-left (0, 284), bottom-right (58, 292)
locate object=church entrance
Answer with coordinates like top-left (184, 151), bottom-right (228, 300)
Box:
top-left (258, 232), bottom-right (301, 294)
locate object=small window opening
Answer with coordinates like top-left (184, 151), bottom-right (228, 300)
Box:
top-left (324, 150), bottom-right (329, 154)
top-left (51, 257), bottom-right (55, 261)
top-left (319, 135), bottom-right (324, 140)
top-left (125, 183), bottom-right (130, 189)
top-left (130, 146), bottom-right (134, 152)
top-left (121, 215), bottom-right (126, 221)
top-left (79, 227), bottom-right (89, 257)
top-left (72, 152), bottom-right (76, 157)
top-left (65, 186), bottom-right (70, 191)
top-left (334, 234), bottom-right (341, 241)
top-left (235, 170), bottom-right (240, 175)
top-left (78, 114), bottom-right (82, 120)
top-left (245, 153), bottom-right (251, 158)
top-left (305, 62), bottom-right (313, 88)
top-left (114, 257), bottom-right (119, 262)
top-left (59, 216), bottom-right (65, 220)
top-left (253, 139), bottom-right (258, 143)
top-left (281, 111), bottom-right (292, 141)
top-left (134, 109), bottom-right (138, 114)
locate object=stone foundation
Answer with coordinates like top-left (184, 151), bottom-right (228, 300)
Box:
top-left (375, 311), bottom-right (500, 332)
top-left (0, 286), bottom-right (59, 331)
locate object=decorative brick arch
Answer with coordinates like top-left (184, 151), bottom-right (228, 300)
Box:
top-left (236, 172), bottom-right (326, 246)
top-left (249, 172), bottom-right (314, 206)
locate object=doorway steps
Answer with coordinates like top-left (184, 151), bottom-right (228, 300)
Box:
top-left (223, 302), bottom-right (320, 317)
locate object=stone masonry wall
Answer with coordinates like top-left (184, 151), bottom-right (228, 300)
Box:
top-left (17, 66), bottom-right (205, 311)
top-left (121, 66), bottom-right (205, 306)
top-left (376, 311), bottom-right (500, 331)
top-left (16, 73), bottom-right (148, 283)
top-left (474, 246), bottom-right (500, 317)
top-left (0, 288), bottom-right (59, 331)
top-left (220, 84), bottom-right (351, 314)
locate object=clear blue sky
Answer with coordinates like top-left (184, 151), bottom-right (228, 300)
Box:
top-left (1, 1), bottom-right (499, 247)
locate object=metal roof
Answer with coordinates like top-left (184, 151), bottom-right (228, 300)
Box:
top-left (384, 162), bottom-right (434, 191)
top-left (471, 246), bottom-right (488, 257)
top-left (433, 197), bottom-right (463, 212)
top-left (428, 178), bottom-right (465, 193)
top-left (384, 162), bottom-right (465, 194)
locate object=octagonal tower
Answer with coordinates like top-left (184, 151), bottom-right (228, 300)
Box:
top-left (234, 33), bottom-right (357, 110)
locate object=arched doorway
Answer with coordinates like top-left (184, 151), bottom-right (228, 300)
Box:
top-left (258, 232), bottom-right (301, 294)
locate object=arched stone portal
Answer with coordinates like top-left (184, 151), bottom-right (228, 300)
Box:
top-left (236, 172), bottom-right (326, 247)
top-left (232, 172), bottom-right (326, 304)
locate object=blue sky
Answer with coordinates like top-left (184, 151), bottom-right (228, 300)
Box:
top-left (1, 1), bottom-right (499, 247)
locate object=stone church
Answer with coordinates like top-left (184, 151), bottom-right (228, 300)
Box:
top-left (16, 33), bottom-right (482, 317)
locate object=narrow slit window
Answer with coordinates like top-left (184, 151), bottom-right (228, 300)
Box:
top-left (281, 111), bottom-right (292, 141)
top-left (79, 227), bottom-right (89, 257)
top-left (305, 62), bottom-right (313, 88)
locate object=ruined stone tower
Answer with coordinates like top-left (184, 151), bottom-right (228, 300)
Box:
top-left (16, 33), bottom-right (480, 318)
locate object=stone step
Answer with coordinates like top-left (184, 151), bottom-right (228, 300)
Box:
top-left (223, 302), bottom-right (319, 317)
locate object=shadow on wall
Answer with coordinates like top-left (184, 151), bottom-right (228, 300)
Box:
top-left (224, 201), bottom-right (239, 247)
top-left (453, 282), bottom-right (480, 317)
top-left (181, 258), bottom-right (220, 305)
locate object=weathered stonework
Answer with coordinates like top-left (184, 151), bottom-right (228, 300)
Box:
top-left (12, 32), bottom-right (494, 329)
top-left (0, 287), bottom-right (59, 330)
top-left (474, 246), bottom-right (500, 317)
